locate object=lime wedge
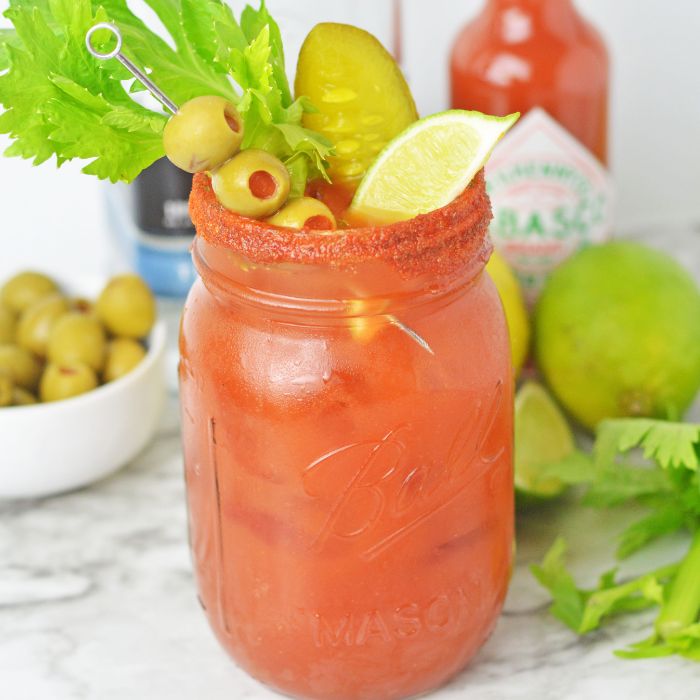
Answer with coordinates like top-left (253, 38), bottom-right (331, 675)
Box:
top-left (349, 110), bottom-right (518, 223)
top-left (515, 382), bottom-right (573, 501)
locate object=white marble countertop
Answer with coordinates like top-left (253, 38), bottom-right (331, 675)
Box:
top-left (3, 402), bottom-right (700, 700)
top-left (3, 225), bottom-right (700, 700)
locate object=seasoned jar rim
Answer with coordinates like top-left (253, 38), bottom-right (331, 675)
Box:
top-left (189, 170), bottom-right (493, 280)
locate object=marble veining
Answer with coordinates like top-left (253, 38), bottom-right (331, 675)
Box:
top-left (2, 228), bottom-right (700, 700)
top-left (3, 401), bottom-right (700, 700)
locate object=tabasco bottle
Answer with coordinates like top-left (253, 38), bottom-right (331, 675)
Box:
top-left (451, 0), bottom-right (611, 301)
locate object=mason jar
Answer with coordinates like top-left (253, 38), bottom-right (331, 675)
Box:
top-left (180, 171), bottom-right (513, 700)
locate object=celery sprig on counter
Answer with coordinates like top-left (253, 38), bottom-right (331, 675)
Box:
top-left (532, 418), bottom-right (700, 661)
top-left (0, 0), bottom-right (332, 189)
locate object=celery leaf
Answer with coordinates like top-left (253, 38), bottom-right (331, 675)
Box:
top-left (532, 538), bottom-right (678, 635)
top-left (616, 505), bottom-right (687, 559)
top-left (531, 537), bottom-right (587, 632)
top-left (0, 0), bottom-right (332, 187)
top-left (596, 419), bottom-right (700, 472)
top-left (533, 418), bottom-right (700, 662)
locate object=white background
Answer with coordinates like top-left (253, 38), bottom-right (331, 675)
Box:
top-left (1, 0), bottom-right (699, 281)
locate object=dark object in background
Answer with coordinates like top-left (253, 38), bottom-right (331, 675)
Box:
top-left (135, 158), bottom-right (195, 238)
top-left (105, 158), bottom-right (197, 298)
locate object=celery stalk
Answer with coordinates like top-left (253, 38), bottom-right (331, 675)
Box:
top-left (656, 530), bottom-right (700, 640)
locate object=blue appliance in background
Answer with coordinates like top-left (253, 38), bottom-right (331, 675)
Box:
top-left (105, 158), bottom-right (197, 392)
top-left (105, 158), bottom-right (197, 299)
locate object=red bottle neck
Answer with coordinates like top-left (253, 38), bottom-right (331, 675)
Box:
top-left (486, 0), bottom-right (574, 9)
top-left (480, 0), bottom-right (583, 39)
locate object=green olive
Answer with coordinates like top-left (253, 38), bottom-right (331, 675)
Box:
top-left (163, 96), bottom-right (245, 173)
top-left (0, 344), bottom-right (42, 391)
top-left (267, 197), bottom-right (337, 231)
top-left (70, 297), bottom-right (94, 315)
top-left (12, 386), bottom-right (37, 406)
top-left (96, 275), bottom-right (156, 339)
top-left (40, 362), bottom-right (98, 403)
top-left (0, 305), bottom-right (16, 344)
top-left (17, 294), bottom-right (70, 357)
top-left (0, 373), bottom-right (12, 407)
top-left (103, 338), bottom-right (147, 383)
top-left (1, 272), bottom-right (59, 314)
top-left (212, 149), bottom-right (291, 218)
top-left (47, 313), bottom-right (107, 373)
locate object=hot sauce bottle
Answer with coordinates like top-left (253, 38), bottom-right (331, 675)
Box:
top-left (451, 0), bottom-right (611, 301)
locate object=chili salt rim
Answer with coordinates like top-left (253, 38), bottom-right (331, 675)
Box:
top-left (189, 170), bottom-right (493, 278)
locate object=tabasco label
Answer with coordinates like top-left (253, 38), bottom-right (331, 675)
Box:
top-left (486, 107), bottom-right (613, 302)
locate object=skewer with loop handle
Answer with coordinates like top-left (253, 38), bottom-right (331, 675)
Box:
top-left (85, 23), bottom-right (178, 114)
top-left (84, 23), bottom-right (434, 355)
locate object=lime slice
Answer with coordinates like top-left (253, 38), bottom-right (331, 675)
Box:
top-left (515, 382), bottom-right (573, 501)
top-left (349, 110), bottom-right (518, 223)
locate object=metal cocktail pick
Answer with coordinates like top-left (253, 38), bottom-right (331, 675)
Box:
top-left (85, 23), bottom-right (178, 115)
top-left (84, 23), bottom-right (434, 355)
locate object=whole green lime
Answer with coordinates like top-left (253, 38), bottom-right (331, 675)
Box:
top-left (535, 242), bottom-right (700, 430)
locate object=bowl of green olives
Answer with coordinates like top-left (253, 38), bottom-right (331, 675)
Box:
top-left (0, 271), bottom-right (167, 498)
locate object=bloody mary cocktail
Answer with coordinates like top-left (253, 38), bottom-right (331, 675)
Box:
top-left (0, 5), bottom-right (516, 698)
top-left (180, 171), bottom-right (514, 700)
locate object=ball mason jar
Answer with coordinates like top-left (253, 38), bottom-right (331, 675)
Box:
top-left (180, 171), bottom-right (514, 700)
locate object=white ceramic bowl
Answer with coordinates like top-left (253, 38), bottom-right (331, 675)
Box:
top-left (0, 321), bottom-right (167, 499)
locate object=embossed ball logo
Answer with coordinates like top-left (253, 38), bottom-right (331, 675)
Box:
top-left (302, 381), bottom-right (505, 560)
